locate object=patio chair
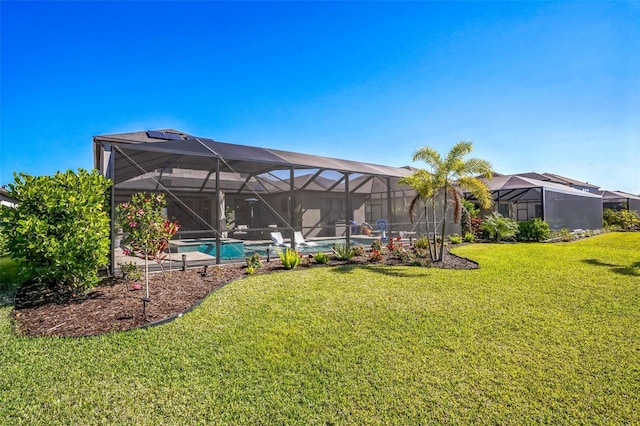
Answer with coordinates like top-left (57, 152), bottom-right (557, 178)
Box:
top-left (270, 232), bottom-right (290, 248)
top-left (294, 231), bottom-right (317, 246)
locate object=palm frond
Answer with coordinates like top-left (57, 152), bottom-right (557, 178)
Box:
top-left (400, 170), bottom-right (436, 199)
top-left (458, 176), bottom-right (493, 209)
top-left (462, 157), bottom-right (494, 178)
top-left (412, 146), bottom-right (442, 171)
top-left (444, 141), bottom-right (473, 171)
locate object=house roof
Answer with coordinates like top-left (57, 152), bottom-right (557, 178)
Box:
top-left (542, 172), bottom-right (599, 190)
top-left (514, 172), bottom-right (553, 182)
top-left (0, 187), bottom-right (18, 207)
top-left (96, 129), bottom-right (191, 144)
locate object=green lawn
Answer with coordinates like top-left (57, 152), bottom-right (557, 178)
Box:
top-left (1, 233), bottom-right (638, 424)
top-left (0, 257), bottom-right (25, 307)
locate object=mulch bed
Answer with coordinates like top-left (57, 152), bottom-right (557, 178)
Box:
top-left (11, 250), bottom-right (477, 338)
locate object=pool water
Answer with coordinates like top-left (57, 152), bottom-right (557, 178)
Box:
top-left (171, 236), bottom-right (378, 260)
top-left (244, 238), bottom-right (371, 257)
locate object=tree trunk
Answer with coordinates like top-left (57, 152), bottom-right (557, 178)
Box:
top-left (144, 251), bottom-right (149, 299)
top-left (432, 197), bottom-right (439, 261)
top-left (439, 188), bottom-right (448, 261)
top-left (425, 203), bottom-right (434, 261)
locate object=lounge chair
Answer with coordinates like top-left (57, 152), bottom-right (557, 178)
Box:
top-left (270, 232), bottom-right (290, 248)
top-left (294, 231), bottom-right (317, 246)
top-left (233, 224), bottom-right (249, 238)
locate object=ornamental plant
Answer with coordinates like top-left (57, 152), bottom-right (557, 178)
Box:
top-left (460, 199), bottom-right (480, 236)
top-left (449, 234), bottom-right (463, 244)
top-left (481, 212), bottom-right (519, 242)
top-left (399, 141), bottom-right (493, 261)
top-left (0, 169), bottom-right (111, 295)
top-left (368, 248), bottom-right (383, 263)
top-left (278, 247), bottom-right (301, 270)
top-left (386, 237), bottom-right (403, 251)
top-left (332, 244), bottom-right (356, 261)
top-left (246, 253), bottom-right (262, 270)
top-left (117, 193), bottom-right (179, 296)
top-left (518, 218), bottom-right (551, 242)
top-left (603, 208), bottom-right (640, 230)
top-left (314, 252), bottom-right (330, 264)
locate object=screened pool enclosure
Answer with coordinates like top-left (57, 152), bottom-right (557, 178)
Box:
top-left (95, 130), bottom-right (607, 272)
top-left (599, 190), bottom-right (640, 213)
top-left (466, 175), bottom-right (603, 231)
top-left (94, 130), bottom-right (422, 271)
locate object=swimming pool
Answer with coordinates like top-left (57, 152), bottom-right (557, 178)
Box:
top-left (244, 237), bottom-right (376, 257)
top-left (169, 238), bottom-right (245, 260)
top-left (170, 236), bottom-right (378, 259)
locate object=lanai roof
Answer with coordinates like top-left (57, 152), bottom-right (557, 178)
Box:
top-left (474, 175), bottom-right (602, 200)
top-left (94, 130), bottom-right (412, 187)
top-left (599, 189), bottom-right (640, 201)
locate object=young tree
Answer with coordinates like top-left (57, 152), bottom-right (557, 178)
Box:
top-left (117, 193), bottom-right (179, 298)
top-left (400, 141), bottom-right (493, 261)
top-left (0, 169), bottom-right (111, 294)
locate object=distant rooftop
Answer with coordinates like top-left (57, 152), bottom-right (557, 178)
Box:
top-left (541, 172), bottom-right (599, 190)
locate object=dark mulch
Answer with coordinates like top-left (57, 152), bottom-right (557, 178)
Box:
top-left (11, 250), bottom-right (477, 338)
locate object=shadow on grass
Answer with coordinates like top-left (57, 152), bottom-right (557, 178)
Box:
top-left (583, 258), bottom-right (640, 277)
top-left (330, 263), bottom-right (430, 278)
top-left (0, 282), bottom-right (20, 308)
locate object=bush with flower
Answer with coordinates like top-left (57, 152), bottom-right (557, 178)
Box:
top-left (116, 193), bottom-right (179, 294)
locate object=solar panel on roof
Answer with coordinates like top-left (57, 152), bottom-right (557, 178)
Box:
top-left (146, 130), bottom-right (166, 139)
top-left (146, 130), bottom-right (183, 140)
top-left (163, 132), bottom-right (183, 140)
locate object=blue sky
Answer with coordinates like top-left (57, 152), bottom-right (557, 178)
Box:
top-left (2, 1), bottom-right (639, 193)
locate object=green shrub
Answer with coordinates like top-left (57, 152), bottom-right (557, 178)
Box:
top-left (518, 218), bottom-right (551, 242)
top-left (0, 229), bottom-right (8, 256)
top-left (278, 248), bottom-right (300, 270)
top-left (603, 208), bottom-right (640, 230)
top-left (314, 252), bottom-right (329, 264)
top-left (449, 234), bottom-right (462, 244)
top-left (332, 244), bottom-right (356, 261)
top-left (463, 232), bottom-right (475, 243)
top-left (549, 228), bottom-right (573, 241)
top-left (413, 236), bottom-right (430, 250)
top-left (246, 252), bottom-right (262, 270)
top-left (461, 199), bottom-right (480, 235)
top-left (480, 212), bottom-right (519, 242)
top-left (413, 247), bottom-right (430, 259)
top-left (0, 169), bottom-right (111, 294)
top-left (119, 261), bottom-right (142, 281)
top-left (371, 239), bottom-right (382, 251)
top-left (352, 245), bottom-right (366, 257)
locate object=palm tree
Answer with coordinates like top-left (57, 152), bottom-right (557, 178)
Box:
top-left (399, 141), bottom-right (493, 261)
